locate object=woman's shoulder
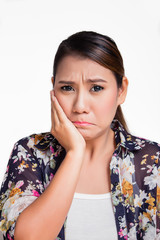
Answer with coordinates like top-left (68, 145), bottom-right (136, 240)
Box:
top-left (112, 119), bottom-right (160, 153)
top-left (14, 132), bottom-right (64, 155)
top-left (131, 133), bottom-right (160, 148)
top-left (129, 133), bottom-right (160, 157)
top-left (13, 132), bottom-right (52, 149)
top-left (14, 132), bottom-right (52, 146)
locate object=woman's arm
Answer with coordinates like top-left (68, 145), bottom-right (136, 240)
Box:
top-left (14, 148), bottom-right (85, 240)
top-left (14, 90), bottom-right (86, 240)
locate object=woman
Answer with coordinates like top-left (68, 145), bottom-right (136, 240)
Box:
top-left (0, 31), bottom-right (159, 240)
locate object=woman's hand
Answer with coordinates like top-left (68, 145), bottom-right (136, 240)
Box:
top-left (50, 90), bottom-right (86, 153)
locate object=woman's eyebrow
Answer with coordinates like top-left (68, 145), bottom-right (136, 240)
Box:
top-left (58, 81), bottom-right (75, 84)
top-left (87, 79), bottom-right (107, 83)
top-left (58, 79), bottom-right (107, 84)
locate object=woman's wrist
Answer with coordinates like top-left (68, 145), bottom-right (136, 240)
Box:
top-left (66, 147), bottom-right (85, 160)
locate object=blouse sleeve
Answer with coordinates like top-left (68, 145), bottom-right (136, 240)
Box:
top-left (0, 136), bottom-right (45, 240)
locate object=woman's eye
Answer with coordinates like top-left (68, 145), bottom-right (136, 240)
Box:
top-left (61, 85), bottom-right (74, 91)
top-left (91, 85), bottom-right (104, 92)
top-left (60, 85), bottom-right (104, 92)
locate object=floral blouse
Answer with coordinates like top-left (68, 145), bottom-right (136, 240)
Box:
top-left (0, 119), bottom-right (160, 240)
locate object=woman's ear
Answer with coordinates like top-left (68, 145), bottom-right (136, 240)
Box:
top-left (51, 76), bottom-right (54, 86)
top-left (117, 76), bottom-right (129, 105)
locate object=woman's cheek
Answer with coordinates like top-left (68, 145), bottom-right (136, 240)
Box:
top-left (98, 94), bottom-right (118, 119)
top-left (56, 95), bottom-right (71, 116)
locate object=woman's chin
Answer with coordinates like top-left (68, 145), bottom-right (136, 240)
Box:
top-left (77, 127), bottom-right (108, 142)
top-left (77, 128), bottom-right (94, 141)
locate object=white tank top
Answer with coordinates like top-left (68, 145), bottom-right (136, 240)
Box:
top-left (65, 192), bottom-right (118, 240)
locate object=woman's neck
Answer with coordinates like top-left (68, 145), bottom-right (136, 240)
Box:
top-left (83, 128), bottom-right (116, 165)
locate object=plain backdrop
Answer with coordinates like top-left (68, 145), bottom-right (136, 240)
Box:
top-left (0, 0), bottom-right (160, 186)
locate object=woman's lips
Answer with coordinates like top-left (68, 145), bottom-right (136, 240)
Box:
top-left (72, 121), bottom-right (92, 126)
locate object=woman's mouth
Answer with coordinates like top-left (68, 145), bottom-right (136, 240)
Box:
top-left (72, 121), bottom-right (92, 126)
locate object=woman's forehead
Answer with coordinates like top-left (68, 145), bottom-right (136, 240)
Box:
top-left (55, 55), bottom-right (115, 81)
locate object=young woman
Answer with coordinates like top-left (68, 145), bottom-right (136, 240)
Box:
top-left (0, 31), bottom-right (159, 240)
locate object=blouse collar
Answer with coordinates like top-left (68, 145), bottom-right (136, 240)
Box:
top-left (111, 119), bottom-right (142, 151)
top-left (34, 119), bottom-right (142, 152)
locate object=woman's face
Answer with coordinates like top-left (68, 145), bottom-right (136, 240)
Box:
top-left (53, 55), bottom-right (127, 140)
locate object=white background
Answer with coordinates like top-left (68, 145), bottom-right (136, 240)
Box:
top-left (0, 0), bottom-right (160, 185)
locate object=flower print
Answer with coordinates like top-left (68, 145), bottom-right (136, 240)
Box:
top-left (50, 146), bottom-right (56, 154)
top-left (35, 180), bottom-right (44, 194)
top-left (17, 145), bottom-right (29, 161)
top-left (50, 157), bottom-right (56, 170)
top-left (27, 137), bottom-right (36, 148)
top-left (111, 182), bottom-right (123, 207)
top-left (118, 229), bottom-right (124, 237)
top-left (145, 193), bottom-right (156, 211)
top-left (156, 187), bottom-right (160, 216)
top-left (122, 178), bottom-right (133, 197)
top-left (110, 155), bottom-right (118, 169)
top-left (24, 182), bottom-right (41, 197)
top-left (118, 228), bottom-right (128, 239)
top-left (144, 166), bottom-right (160, 190)
top-left (0, 219), bottom-right (7, 232)
top-left (126, 135), bottom-right (132, 141)
top-left (25, 182), bottom-right (34, 192)
top-left (12, 155), bottom-right (19, 164)
top-left (0, 171), bottom-right (9, 189)
top-left (34, 134), bottom-right (45, 145)
top-left (32, 190), bottom-right (40, 197)
top-left (119, 215), bottom-right (127, 230)
top-left (35, 149), bottom-right (46, 160)
top-left (134, 190), bottom-right (148, 208)
top-left (27, 137), bottom-right (35, 149)
top-left (138, 212), bottom-right (149, 228)
top-left (146, 165), bottom-right (153, 173)
top-left (151, 151), bottom-right (160, 164)
top-left (32, 163), bottom-right (38, 171)
top-left (49, 173), bottom-right (54, 181)
top-left (7, 233), bottom-right (13, 240)
top-left (53, 144), bottom-right (63, 157)
top-left (143, 224), bottom-right (156, 240)
top-left (139, 208), bottom-right (156, 230)
top-left (44, 172), bottom-right (54, 187)
top-left (156, 232), bottom-right (160, 239)
top-left (3, 195), bottom-right (37, 222)
top-left (120, 132), bottom-right (126, 143)
top-left (141, 154), bottom-right (148, 165)
top-left (6, 165), bottom-right (9, 173)
top-left (15, 180), bottom-right (24, 189)
top-left (135, 138), bottom-right (146, 148)
top-left (128, 226), bottom-right (137, 240)
top-left (9, 188), bottom-right (23, 198)
top-left (1, 119), bottom-right (160, 240)
top-left (17, 160), bottom-right (29, 173)
top-left (119, 154), bottom-right (135, 183)
top-left (110, 154), bottom-right (119, 175)
top-left (112, 190), bottom-right (120, 206)
top-left (8, 181), bottom-right (12, 189)
top-left (157, 187), bottom-right (160, 205)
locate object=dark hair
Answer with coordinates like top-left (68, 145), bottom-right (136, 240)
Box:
top-left (53, 31), bottom-right (128, 131)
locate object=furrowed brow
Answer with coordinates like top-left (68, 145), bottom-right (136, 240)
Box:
top-left (58, 81), bottom-right (75, 84)
top-left (86, 79), bottom-right (107, 83)
top-left (58, 79), bottom-right (107, 84)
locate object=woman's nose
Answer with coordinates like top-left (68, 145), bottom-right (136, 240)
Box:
top-left (72, 93), bottom-right (89, 114)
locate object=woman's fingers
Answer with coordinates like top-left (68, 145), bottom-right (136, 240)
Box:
top-left (50, 90), bottom-right (59, 130)
top-left (50, 90), bottom-right (68, 123)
